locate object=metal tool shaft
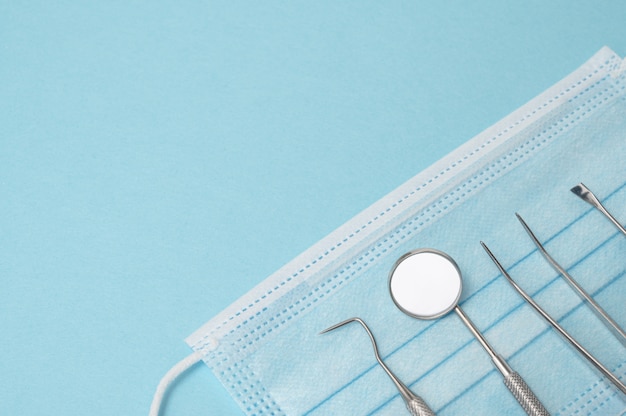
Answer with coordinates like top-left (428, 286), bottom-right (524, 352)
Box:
top-left (516, 213), bottom-right (626, 346)
top-left (454, 306), bottom-right (512, 377)
top-left (454, 307), bottom-right (550, 416)
top-left (482, 242), bottom-right (626, 396)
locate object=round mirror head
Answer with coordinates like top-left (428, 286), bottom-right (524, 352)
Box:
top-left (389, 249), bottom-right (463, 320)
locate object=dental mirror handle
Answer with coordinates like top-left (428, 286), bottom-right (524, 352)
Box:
top-left (454, 307), bottom-right (550, 416)
top-left (503, 371), bottom-right (550, 416)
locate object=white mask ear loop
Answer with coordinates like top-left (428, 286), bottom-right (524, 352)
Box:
top-left (150, 350), bottom-right (204, 416)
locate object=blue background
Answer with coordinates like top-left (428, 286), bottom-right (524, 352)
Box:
top-left (1, 1), bottom-right (625, 415)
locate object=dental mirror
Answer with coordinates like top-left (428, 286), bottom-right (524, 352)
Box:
top-left (388, 248), bottom-right (550, 416)
top-left (389, 249), bottom-right (462, 320)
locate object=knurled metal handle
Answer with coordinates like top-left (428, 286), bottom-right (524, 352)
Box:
top-left (503, 371), bottom-right (550, 416)
top-left (406, 396), bottom-right (436, 416)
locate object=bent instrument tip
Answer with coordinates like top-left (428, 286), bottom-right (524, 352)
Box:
top-left (319, 317), bottom-right (363, 335)
top-left (481, 240), bottom-right (626, 396)
top-left (320, 317), bottom-right (435, 416)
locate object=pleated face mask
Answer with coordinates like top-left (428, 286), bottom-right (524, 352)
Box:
top-left (153, 47), bottom-right (626, 416)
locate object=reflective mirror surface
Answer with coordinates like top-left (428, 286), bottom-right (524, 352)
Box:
top-left (389, 249), bottom-right (463, 319)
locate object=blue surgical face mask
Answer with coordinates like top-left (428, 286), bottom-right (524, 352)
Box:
top-left (170, 47), bottom-right (626, 416)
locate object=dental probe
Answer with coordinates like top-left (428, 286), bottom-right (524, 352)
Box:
top-left (321, 317), bottom-right (436, 416)
top-left (482, 242), bottom-right (626, 396)
top-left (516, 213), bottom-right (626, 347)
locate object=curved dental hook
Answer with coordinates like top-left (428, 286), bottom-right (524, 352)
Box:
top-left (320, 317), bottom-right (435, 416)
top-left (320, 318), bottom-right (390, 380)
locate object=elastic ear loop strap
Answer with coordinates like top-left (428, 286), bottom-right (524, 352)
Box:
top-left (150, 350), bottom-right (204, 416)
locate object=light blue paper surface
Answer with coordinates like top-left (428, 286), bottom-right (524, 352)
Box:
top-left (3, 3), bottom-right (626, 415)
top-left (188, 48), bottom-right (626, 415)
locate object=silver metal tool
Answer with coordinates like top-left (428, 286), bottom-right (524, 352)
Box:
top-left (516, 213), bottom-right (626, 346)
top-left (388, 249), bottom-right (550, 416)
top-left (321, 317), bottom-right (435, 416)
top-left (481, 242), bottom-right (626, 396)
top-left (571, 183), bottom-right (626, 237)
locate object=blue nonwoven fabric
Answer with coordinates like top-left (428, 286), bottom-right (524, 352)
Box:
top-left (187, 47), bottom-right (626, 416)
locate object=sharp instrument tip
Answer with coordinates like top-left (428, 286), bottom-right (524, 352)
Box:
top-left (319, 317), bottom-right (362, 335)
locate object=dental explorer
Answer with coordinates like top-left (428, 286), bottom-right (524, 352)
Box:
top-left (516, 213), bottom-right (626, 346)
top-left (320, 317), bottom-right (436, 416)
top-left (481, 242), bottom-right (626, 396)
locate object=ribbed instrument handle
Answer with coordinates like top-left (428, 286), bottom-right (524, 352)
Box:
top-left (406, 396), bottom-right (436, 416)
top-left (504, 371), bottom-right (550, 416)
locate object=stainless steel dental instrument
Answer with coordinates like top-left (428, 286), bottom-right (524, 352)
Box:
top-left (516, 213), bottom-right (626, 346)
top-left (571, 183), bottom-right (626, 237)
top-left (481, 242), bottom-right (626, 396)
top-left (320, 317), bottom-right (435, 416)
top-left (388, 249), bottom-right (550, 416)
